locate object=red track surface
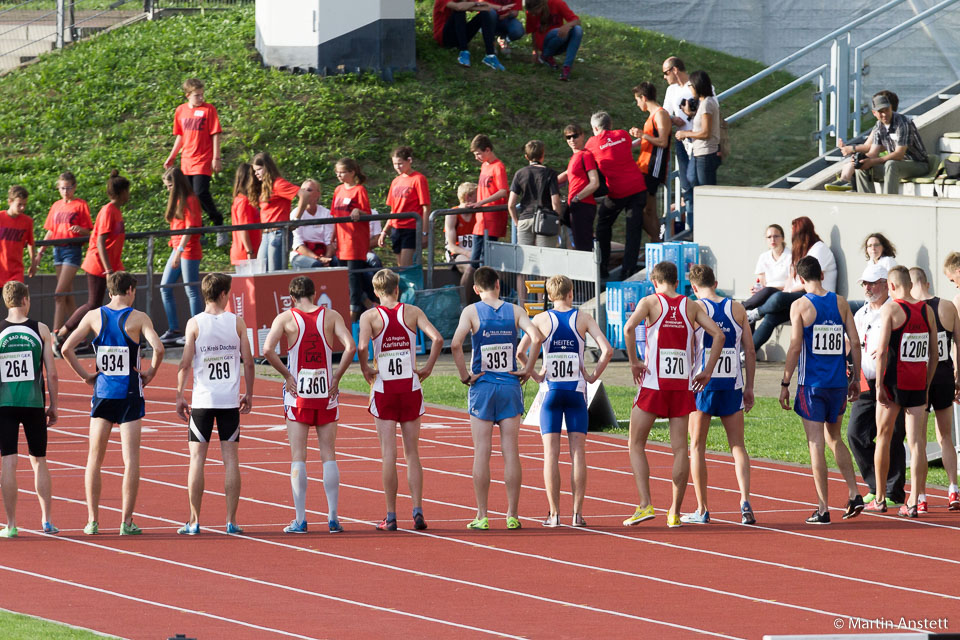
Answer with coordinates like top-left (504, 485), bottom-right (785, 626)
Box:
top-left (1, 361), bottom-right (958, 639)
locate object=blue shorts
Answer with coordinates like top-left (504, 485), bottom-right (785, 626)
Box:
top-left (53, 244), bottom-right (82, 267)
top-left (469, 379), bottom-right (524, 422)
top-left (696, 388), bottom-right (744, 417)
top-left (795, 385), bottom-right (847, 423)
top-left (91, 396), bottom-right (146, 425)
top-left (540, 387), bottom-right (588, 435)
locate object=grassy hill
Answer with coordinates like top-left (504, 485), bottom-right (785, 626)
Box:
top-left (0, 3), bottom-right (816, 272)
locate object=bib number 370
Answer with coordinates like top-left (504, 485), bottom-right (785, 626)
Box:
top-left (659, 348), bottom-right (687, 379)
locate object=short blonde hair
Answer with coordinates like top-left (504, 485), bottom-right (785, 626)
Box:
top-left (3, 281), bottom-right (28, 308)
top-left (545, 275), bottom-right (572, 301)
top-left (944, 251), bottom-right (960, 275)
top-left (372, 269), bottom-right (399, 296)
top-left (457, 182), bottom-right (477, 204)
top-left (183, 78), bottom-right (204, 94)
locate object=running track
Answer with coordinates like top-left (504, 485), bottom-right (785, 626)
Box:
top-left (1, 361), bottom-right (958, 639)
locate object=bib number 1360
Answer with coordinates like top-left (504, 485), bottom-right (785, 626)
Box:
top-left (297, 368), bottom-right (329, 398)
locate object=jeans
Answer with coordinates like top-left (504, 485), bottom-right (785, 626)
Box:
top-left (257, 229), bottom-right (286, 272)
top-left (674, 141), bottom-right (694, 216)
top-left (442, 8), bottom-right (496, 55)
top-left (161, 252), bottom-right (202, 333)
top-left (693, 151), bottom-right (720, 188)
top-left (541, 25), bottom-right (583, 68)
top-left (752, 290), bottom-right (803, 349)
top-left (495, 16), bottom-right (525, 42)
top-left (186, 174), bottom-right (223, 226)
top-left (291, 254), bottom-right (327, 270)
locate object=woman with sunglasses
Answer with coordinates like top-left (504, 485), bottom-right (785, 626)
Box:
top-left (557, 123), bottom-right (600, 251)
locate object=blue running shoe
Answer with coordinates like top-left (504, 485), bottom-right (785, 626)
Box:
top-left (42, 522), bottom-right (59, 535)
top-left (457, 50), bottom-right (470, 67)
top-left (283, 519), bottom-right (308, 533)
top-left (225, 522), bottom-right (244, 534)
top-left (328, 519), bottom-right (344, 534)
top-left (177, 522), bottom-right (200, 535)
top-left (741, 501), bottom-right (756, 525)
top-left (482, 55), bottom-right (506, 71)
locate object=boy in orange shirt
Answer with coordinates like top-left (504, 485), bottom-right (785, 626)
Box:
top-left (469, 134), bottom-right (509, 266)
top-left (163, 78), bottom-right (226, 246)
top-left (380, 146), bottom-right (431, 268)
top-left (0, 186), bottom-right (36, 284)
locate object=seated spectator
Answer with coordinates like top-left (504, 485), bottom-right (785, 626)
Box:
top-left (864, 232), bottom-right (898, 271)
top-left (508, 139), bottom-right (561, 248)
top-left (432, 1), bottom-right (505, 71)
top-left (380, 146), bottom-right (430, 268)
top-left (585, 111), bottom-right (649, 279)
top-left (830, 91), bottom-right (899, 189)
top-left (229, 163), bottom-right (261, 266)
top-left (744, 224), bottom-right (792, 311)
top-left (290, 179), bottom-right (336, 270)
top-left (446, 182), bottom-right (478, 304)
top-left (486, 1), bottom-right (525, 53)
top-left (675, 70), bottom-right (720, 193)
top-left (839, 92), bottom-right (928, 194)
top-left (557, 123), bottom-right (600, 251)
top-left (524, 0), bottom-right (582, 82)
top-left (748, 216), bottom-right (836, 350)
top-left (629, 82), bottom-right (671, 242)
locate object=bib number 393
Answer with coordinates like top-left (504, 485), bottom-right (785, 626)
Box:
top-left (97, 346), bottom-right (129, 376)
top-left (480, 343), bottom-right (512, 372)
top-left (0, 351), bottom-right (34, 382)
top-left (900, 333), bottom-right (928, 363)
top-left (378, 348), bottom-right (412, 381)
top-left (812, 324), bottom-right (843, 355)
top-left (659, 348), bottom-right (687, 379)
top-left (297, 368), bottom-right (329, 398)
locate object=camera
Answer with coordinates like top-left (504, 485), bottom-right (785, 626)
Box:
top-left (680, 97), bottom-right (700, 115)
top-left (852, 151), bottom-right (867, 170)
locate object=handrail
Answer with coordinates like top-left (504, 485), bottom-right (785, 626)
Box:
top-left (425, 204), bottom-right (507, 288)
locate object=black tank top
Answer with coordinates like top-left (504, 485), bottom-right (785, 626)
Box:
top-left (926, 297), bottom-right (955, 384)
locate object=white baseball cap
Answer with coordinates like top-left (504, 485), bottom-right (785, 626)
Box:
top-left (859, 263), bottom-right (888, 284)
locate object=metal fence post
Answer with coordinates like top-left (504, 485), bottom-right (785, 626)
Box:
top-left (426, 210), bottom-right (436, 288)
top-left (594, 239), bottom-right (605, 329)
top-left (145, 0), bottom-right (156, 20)
top-left (281, 227), bottom-right (289, 269)
top-left (56, 0), bottom-right (65, 49)
top-left (414, 215), bottom-right (423, 267)
top-left (830, 33), bottom-right (851, 144)
top-left (145, 236), bottom-right (154, 319)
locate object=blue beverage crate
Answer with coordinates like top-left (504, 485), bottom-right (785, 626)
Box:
top-left (605, 280), bottom-right (654, 350)
top-left (679, 241), bottom-right (700, 287)
top-left (644, 242), bottom-right (681, 282)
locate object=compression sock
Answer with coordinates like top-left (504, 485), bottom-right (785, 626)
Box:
top-left (918, 493), bottom-right (927, 504)
top-left (322, 460), bottom-right (340, 522)
top-left (412, 507), bottom-right (423, 519)
top-left (950, 484), bottom-right (958, 494)
top-left (291, 461), bottom-right (307, 524)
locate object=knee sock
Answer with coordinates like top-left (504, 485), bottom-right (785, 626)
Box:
top-left (323, 460), bottom-right (340, 522)
top-left (290, 461), bottom-right (307, 524)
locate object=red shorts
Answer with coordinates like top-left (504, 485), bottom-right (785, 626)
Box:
top-left (369, 389), bottom-right (424, 423)
top-left (285, 404), bottom-right (339, 427)
top-left (634, 387), bottom-right (696, 418)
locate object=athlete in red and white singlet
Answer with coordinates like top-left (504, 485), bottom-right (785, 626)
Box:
top-left (369, 303), bottom-right (425, 421)
top-left (284, 306), bottom-right (339, 425)
top-left (635, 293), bottom-right (697, 416)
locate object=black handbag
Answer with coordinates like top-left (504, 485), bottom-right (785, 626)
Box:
top-left (534, 206), bottom-right (560, 236)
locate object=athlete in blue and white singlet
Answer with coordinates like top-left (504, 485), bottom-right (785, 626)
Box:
top-left (538, 308), bottom-right (588, 433)
top-left (695, 298), bottom-right (744, 417)
top-left (796, 291), bottom-right (848, 423)
top-left (91, 305), bottom-right (144, 422)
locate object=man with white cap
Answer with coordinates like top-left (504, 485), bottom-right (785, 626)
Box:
top-left (848, 262), bottom-right (907, 509)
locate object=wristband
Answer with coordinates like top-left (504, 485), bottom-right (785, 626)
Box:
top-left (781, 380), bottom-right (790, 387)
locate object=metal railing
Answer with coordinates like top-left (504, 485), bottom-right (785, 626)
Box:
top-left (425, 204), bottom-right (507, 289)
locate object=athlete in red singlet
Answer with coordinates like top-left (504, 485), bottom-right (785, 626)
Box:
top-left (264, 276), bottom-right (356, 534)
top-left (622, 261), bottom-right (724, 528)
top-left (358, 270), bottom-right (444, 531)
top-left (873, 266), bottom-right (937, 517)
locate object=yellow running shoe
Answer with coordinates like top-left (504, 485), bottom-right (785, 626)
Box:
top-left (506, 516), bottom-right (522, 530)
top-left (467, 517), bottom-right (489, 530)
top-left (623, 505), bottom-right (655, 526)
top-left (667, 513), bottom-right (682, 528)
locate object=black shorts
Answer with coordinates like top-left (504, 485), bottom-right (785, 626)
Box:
top-left (0, 406), bottom-right (47, 457)
top-left (883, 385), bottom-right (927, 410)
top-left (91, 396), bottom-right (146, 425)
top-left (927, 382), bottom-right (955, 412)
top-left (189, 408), bottom-right (240, 443)
top-left (391, 228), bottom-right (418, 253)
top-left (643, 172), bottom-right (664, 196)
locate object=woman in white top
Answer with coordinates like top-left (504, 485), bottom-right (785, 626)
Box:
top-left (289, 179), bottom-right (337, 270)
top-left (745, 223), bottom-right (792, 311)
top-left (675, 70), bottom-right (720, 191)
top-left (863, 232), bottom-right (898, 272)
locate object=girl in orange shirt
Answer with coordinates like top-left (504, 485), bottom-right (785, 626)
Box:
top-left (230, 163), bottom-right (261, 265)
top-left (252, 151), bottom-right (299, 271)
top-left (160, 167), bottom-right (204, 344)
top-left (331, 157), bottom-right (375, 321)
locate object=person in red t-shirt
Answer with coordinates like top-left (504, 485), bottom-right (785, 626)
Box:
top-left (332, 158), bottom-right (376, 321)
top-left (160, 168), bottom-right (204, 345)
top-left (58, 171), bottom-right (129, 345)
top-left (432, 1), bottom-right (505, 70)
top-left (380, 146), bottom-right (430, 268)
top-left (229, 163), bottom-right (261, 266)
top-left (585, 111), bottom-right (651, 279)
top-left (0, 186), bottom-right (36, 285)
top-left (557, 123), bottom-right (600, 251)
top-left (37, 172), bottom-right (93, 332)
top-left (252, 151), bottom-right (300, 272)
top-left (468, 134), bottom-right (509, 266)
top-left (163, 79), bottom-right (226, 246)
top-left (525, 0), bottom-right (583, 81)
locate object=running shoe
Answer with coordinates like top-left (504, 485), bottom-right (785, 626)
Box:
top-left (572, 514), bottom-right (587, 527)
top-left (885, 497), bottom-right (898, 507)
top-left (42, 521), bottom-right (59, 535)
top-left (666, 514), bottom-right (682, 528)
top-left (863, 498), bottom-right (887, 513)
top-left (746, 308), bottom-right (760, 323)
top-left (496, 36), bottom-right (512, 56)
top-left (119, 521), bottom-right (142, 536)
top-left (177, 522), bottom-right (200, 535)
top-left (283, 519), bottom-right (308, 533)
top-left (805, 510), bottom-right (830, 525)
top-left (457, 50), bottom-right (470, 67)
top-left (467, 517), bottom-right (489, 530)
top-left (623, 504), bottom-right (655, 526)
top-left (537, 54), bottom-right (558, 69)
top-left (0, 526), bottom-right (18, 538)
top-left (328, 519), bottom-right (344, 534)
top-left (863, 492), bottom-right (876, 504)
top-left (542, 514), bottom-right (560, 528)
top-left (917, 500), bottom-right (928, 514)
top-left (559, 65), bottom-right (571, 82)
top-left (506, 516), bottom-right (522, 530)
top-left (679, 510), bottom-right (710, 524)
top-left (740, 502), bottom-right (756, 525)
top-left (842, 494), bottom-right (865, 520)
top-left (949, 491), bottom-right (960, 511)
top-left (412, 512), bottom-right (428, 531)
top-left (83, 521), bottom-right (99, 535)
top-left (159, 330), bottom-right (183, 345)
top-left (823, 179), bottom-right (852, 192)
top-left (481, 55), bottom-right (506, 72)
top-left (376, 517), bottom-right (397, 531)
top-left (898, 503), bottom-right (918, 518)
top-left (226, 522), bottom-right (244, 534)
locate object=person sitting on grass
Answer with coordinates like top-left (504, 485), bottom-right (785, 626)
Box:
top-left (524, 0), bottom-right (583, 82)
top-left (432, 1), bottom-right (506, 71)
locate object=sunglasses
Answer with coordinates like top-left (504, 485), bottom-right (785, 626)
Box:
top-left (565, 134), bottom-right (579, 140)
top-left (662, 67), bottom-right (674, 76)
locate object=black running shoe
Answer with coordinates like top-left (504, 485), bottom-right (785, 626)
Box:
top-left (805, 509), bottom-right (830, 525)
top-left (843, 495), bottom-right (865, 520)
top-left (412, 512), bottom-right (427, 531)
top-left (376, 517), bottom-right (398, 531)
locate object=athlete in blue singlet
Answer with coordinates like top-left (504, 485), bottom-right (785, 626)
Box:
top-left (779, 256), bottom-right (864, 524)
top-left (62, 272), bottom-right (164, 536)
top-left (518, 275), bottom-right (612, 527)
top-left (452, 266), bottom-right (543, 531)
top-left (685, 265), bottom-right (756, 525)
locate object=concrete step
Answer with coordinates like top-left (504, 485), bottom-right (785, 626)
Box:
top-left (0, 38), bottom-right (54, 58)
top-left (0, 53), bottom-right (38, 72)
top-left (0, 23), bottom-right (57, 41)
top-left (940, 134), bottom-right (960, 154)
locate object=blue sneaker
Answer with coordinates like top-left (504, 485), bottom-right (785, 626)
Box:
top-left (42, 522), bottom-right (59, 535)
top-left (679, 510), bottom-right (710, 524)
top-left (177, 522), bottom-right (200, 535)
top-left (328, 519), bottom-right (343, 534)
top-left (457, 50), bottom-right (470, 67)
top-left (225, 522), bottom-right (244, 534)
top-left (482, 55), bottom-right (506, 71)
top-left (741, 502), bottom-right (756, 525)
top-left (283, 519), bottom-right (307, 534)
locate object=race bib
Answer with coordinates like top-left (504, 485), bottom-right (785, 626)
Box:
top-left (659, 348), bottom-right (687, 379)
top-left (297, 368), bottom-right (329, 398)
top-left (938, 330), bottom-right (949, 362)
top-left (0, 351), bottom-right (34, 383)
top-left (480, 343), bottom-right (513, 372)
top-left (900, 332), bottom-right (929, 363)
top-left (712, 347), bottom-right (738, 378)
top-left (203, 353), bottom-right (236, 382)
top-left (458, 234), bottom-right (474, 249)
top-left (545, 351), bottom-right (579, 381)
top-left (97, 345), bottom-right (129, 376)
top-left (812, 324), bottom-right (843, 355)
top-left (378, 348), bottom-right (412, 381)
